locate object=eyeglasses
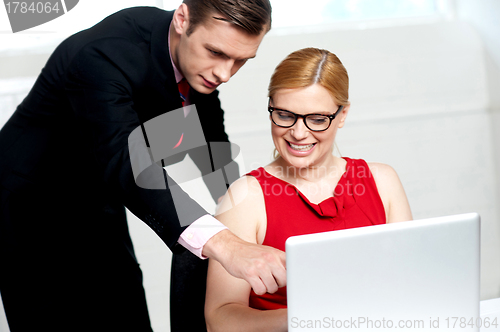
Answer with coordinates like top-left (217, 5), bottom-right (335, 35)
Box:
top-left (268, 104), bottom-right (344, 132)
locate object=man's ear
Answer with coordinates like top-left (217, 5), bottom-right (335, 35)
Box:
top-left (172, 3), bottom-right (190, 35)
top-left (337, 104), bottom-right (350, 129)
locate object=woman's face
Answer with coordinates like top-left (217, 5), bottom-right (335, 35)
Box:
top-left (270, 84), bottom-right (348, 170)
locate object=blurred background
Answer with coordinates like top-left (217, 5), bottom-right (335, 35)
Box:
top-left (1, 0), bottom-right (499, 331)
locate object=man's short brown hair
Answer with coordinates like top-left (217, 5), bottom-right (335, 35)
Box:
top-left (182, 0), bottom-right (272, 36)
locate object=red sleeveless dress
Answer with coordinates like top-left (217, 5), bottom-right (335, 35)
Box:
top-left (247, 157), bottom-right (386, 310)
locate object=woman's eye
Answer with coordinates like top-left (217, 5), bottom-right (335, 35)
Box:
top-left (309, 116), bottom-right (328, 124)
top-left (277, 112), bottom-right (294, 120)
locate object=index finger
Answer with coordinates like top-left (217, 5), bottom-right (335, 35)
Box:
top-left (272, 254), bottom-right (287, 288)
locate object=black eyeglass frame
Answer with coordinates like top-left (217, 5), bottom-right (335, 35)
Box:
top-left (267, 103), bottom-right (344, 132)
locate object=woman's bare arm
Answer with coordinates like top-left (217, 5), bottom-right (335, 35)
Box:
top-left (205, 176), bottom-right (288, 332)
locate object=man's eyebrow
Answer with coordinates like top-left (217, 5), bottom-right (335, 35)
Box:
top-left (205, 43), bottom-right (256, 61)
top-left (205, 44), bottom-right (227, 57)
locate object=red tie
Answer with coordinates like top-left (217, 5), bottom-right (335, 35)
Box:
top-left (174, 78), bottom-right (190, 150)
top-left (178, 78), bottom-right (190, 106)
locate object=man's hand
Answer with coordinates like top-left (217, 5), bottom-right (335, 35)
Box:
top-left (202, 229), bottom-right (286, 295)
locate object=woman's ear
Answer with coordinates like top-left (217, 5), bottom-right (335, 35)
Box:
top-left (337, 103), bottom-right (350, 129)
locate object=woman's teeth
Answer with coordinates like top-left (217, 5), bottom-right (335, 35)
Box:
top-left (289, 142), bottom-right (314, 151)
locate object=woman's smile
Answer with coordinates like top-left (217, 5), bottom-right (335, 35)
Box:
top-left (286, 141), bottom-right (316, 154)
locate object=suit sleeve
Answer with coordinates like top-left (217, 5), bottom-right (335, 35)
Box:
top-left (64, 38), bottom-right (208, 251)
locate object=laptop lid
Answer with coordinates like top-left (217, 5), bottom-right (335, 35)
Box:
top-left (286, 213), bottom-right (480, 331)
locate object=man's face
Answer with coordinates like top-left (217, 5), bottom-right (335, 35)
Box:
top-left (173, 10), bottom-right (266, 94)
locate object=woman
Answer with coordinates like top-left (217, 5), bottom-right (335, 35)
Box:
top-left (204, 48), bottom-right (412, 332)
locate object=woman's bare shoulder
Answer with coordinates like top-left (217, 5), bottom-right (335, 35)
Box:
top-left (366, 161), bottom-right (399, 183)
top-left (214, 174), bottom-right (267, 243)
top-left (367, 161), bottom-right (412, 223)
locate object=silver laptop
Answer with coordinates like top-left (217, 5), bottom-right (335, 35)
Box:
top-left (286, 213), bottom-right (480, 331)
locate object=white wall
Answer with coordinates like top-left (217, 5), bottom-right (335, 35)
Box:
top-left (454, 0), bottom-right (500, 302)
top-left (2, 2), bottom-right (500, 331)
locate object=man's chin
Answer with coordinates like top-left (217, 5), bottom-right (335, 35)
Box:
top-left (192, 83), bottom-right (217, 94)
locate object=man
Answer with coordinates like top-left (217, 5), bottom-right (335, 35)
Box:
top-left (0, 1), bottom-right (285, 331)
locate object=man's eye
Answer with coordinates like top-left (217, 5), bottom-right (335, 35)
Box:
top-left (209, 50), bottom-right (221, 56)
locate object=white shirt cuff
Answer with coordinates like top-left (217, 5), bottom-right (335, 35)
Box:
top-left (177, 214), bottom-right (228, 259)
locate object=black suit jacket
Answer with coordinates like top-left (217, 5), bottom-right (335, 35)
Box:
top-left (0, 7), bottom-right (236, 331)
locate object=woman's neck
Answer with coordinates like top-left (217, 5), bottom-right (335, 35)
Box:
top-left (270, 155), bottom-right (346, 185)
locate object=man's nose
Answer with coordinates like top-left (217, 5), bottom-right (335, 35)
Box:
top-left (213, 59), bottom-right (234, 83)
